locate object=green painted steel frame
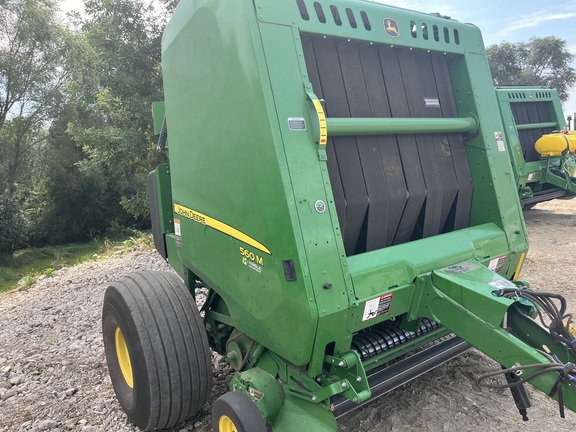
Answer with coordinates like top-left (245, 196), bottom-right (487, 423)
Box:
top-left (154, 0), bottom-right (572, 430)
top-left (325, 116), bottom-right (478, 136)
top-left (255, 0), bottom-right (484, 55)
top-left (255, 0), bottom-right (528, 374)
top-left (163, 0), bottom-right (323, 369)
top-left (418, 262), bottom-right (576, 413)
top-left (494, 87), bottom-right (576, 197)
top-left (151, 101), bottom-right (166, 136)
top-left (152, 164), bottom-right (173, 236)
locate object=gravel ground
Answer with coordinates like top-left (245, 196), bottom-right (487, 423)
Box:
top-left (0, 250), bottom-right (223, 432)
top-left (1, 198), bottom-right (576, 431)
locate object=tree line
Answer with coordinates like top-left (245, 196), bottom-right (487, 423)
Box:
top-left (0, 0), bottom-right (175, 255)
top-left (1, 0), bottom-right (575, 257)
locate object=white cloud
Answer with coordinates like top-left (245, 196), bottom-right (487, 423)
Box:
top-left (372, 0), bottom-right (456, 17)
top-left (59, 0), bottom-right (85, 15)
top-left (371, 0), bottom-right (418, 8)
top-left (499, 11), bottom-right (576, 36)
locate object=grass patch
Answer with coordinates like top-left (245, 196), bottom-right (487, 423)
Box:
top-left (0, 231), bottom-right (153, 294)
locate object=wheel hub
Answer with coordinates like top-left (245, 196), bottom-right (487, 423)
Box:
top-left (115, 327), bottom-right (133, 388)
top-left (218, 415), bottom-right (238, 432)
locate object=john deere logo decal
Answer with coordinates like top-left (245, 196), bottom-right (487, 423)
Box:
top-left (383, 18), bottom-right (400, 38)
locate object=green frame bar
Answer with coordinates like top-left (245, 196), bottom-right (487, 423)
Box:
top-left (326, 116), bottom-right (477, 136)
top-left (516, 122), bottom-right (558, 131)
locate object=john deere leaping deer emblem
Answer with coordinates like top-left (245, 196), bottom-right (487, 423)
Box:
top-left (383, 18), bottom-right (400, 38)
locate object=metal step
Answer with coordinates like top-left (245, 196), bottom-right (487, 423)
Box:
top-left (332, 335), bottom-right (470, 418)
top-left (522, 188), bottom-right (566, 206)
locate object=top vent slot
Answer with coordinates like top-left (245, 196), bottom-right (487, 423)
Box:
top-left (296, 0), bottom-right (372, 31)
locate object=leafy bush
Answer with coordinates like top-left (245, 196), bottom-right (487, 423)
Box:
top-left (0, 198), bottom-right (28, 257)
top-left (17, 274), bottom-right (37, 288)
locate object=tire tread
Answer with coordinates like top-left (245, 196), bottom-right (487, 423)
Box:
top-left (103, 271), bottom-right (212, 431)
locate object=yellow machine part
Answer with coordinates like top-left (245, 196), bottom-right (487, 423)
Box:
top-left (535, 131), bottom-right (576, 157)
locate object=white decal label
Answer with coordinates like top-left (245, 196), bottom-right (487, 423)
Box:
top-left (362, 293), bottom-right (393, 322)
top-left (288, 118), bottom-right (306, 130)
top-left (442, 261), bottom-right (481, 274)
top-left (489, 279), bottom-right (516, 289)
top-left (488, 255), bottom-right (507, 273)
top-left (174, 219), bottom-right (182, 247)
top-left (495, 132), bottom-right (506, 152)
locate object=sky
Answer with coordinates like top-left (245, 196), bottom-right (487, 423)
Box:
top-left (59, 0), bottom-right (576, 124)
top-left (380, 0), bottom-right (576, 125)
top-left (58, 0), bottom-right (84, 16)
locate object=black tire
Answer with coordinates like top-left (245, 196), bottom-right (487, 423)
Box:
top-left (102, 271), bottom-right (212, 431)
top-left (212, 392), bottom-right (267, 432)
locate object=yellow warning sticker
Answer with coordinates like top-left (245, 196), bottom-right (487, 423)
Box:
top-left (312, 98), bottom-right (328, 147)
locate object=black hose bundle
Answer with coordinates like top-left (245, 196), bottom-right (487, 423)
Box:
top-left (478, 287), bottom-right (576, 418)
top-left (478, 361), bottom-right (576, 418)
top-left (478, 362), bottom-right (575, 389)
top-left (494, 287), bottom-right (576, 353)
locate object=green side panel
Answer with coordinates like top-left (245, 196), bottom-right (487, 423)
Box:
top-left (447, 56), bottom-right (528, 254)
top-left (494, 87), bottom-right (576, 198)
top-left (151, 101), bottom-right (165, 136)
top-left (162, 0), bottom-right (318, 366)
top-left (255, 0), bottom-right (485, 55)
top-left (155, 163), bottom-right (173, 234)
top-left (256, 21), bottom-right (352, 375)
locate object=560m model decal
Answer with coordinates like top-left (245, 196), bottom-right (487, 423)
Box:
top-left (173, 203), bottom-right (271, 255)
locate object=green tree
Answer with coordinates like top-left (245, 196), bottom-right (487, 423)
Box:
top-left (487, 36), bottom-right (576, 102)
top-left (0, 197), bottom-right (27, 256)
top-left (160, 0), bottom-right (179, 14)
top-left (1, 0), bottom-right (171, 252)
top-left (23, 103), bottom-right (114, 245)
top-left (68, 0), bottom-right (166, 226)
top-left (0, 0), bottom-right (79, 253)
top-left (0, 0), bottom-right (74, 197)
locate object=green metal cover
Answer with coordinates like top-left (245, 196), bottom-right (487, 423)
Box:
top-left (151, 101), bottom-right (166, 136)
top-left (161, 0), bottom-right (528, 370)
top-left (151, 0), bottom-right (576, 428)
top-left (495, 87), bottom-right (576, 201)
